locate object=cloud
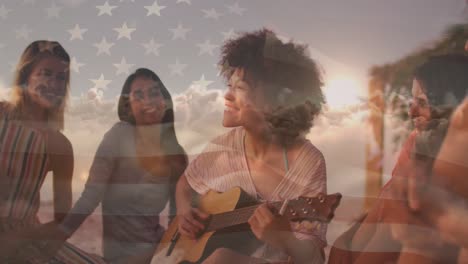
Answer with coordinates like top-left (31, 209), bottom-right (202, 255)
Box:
top-left (60, 82), bottom-right (376, 200)
top-left (173, 84), bottom-right (228, 155)
top-left (62, 93), bottom-right (119, 194)
top-left (37, 81), bottom-right (409, 254)
top-left (40, 81), bottom-right (411, 244)
top-left (309, 106), bottom-right (369, 197)
top-left (2, 74), bottom-right (400, 206)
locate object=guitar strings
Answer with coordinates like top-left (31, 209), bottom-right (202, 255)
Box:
top-left (206, 201), bottom-right (284, 231)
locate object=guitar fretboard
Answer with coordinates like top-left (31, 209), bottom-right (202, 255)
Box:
top-left (205, 201), bottom-right (284, 231)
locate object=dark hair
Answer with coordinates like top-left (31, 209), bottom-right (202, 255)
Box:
top-left (118, 68), bottom-right (186, 156)
top-left (118, 68), bottom-right (174, 125)
top-left (118, 68), bottom-right (187, 220)
top-left (414, 54), bottom-right (468, 118)
top-left (412, 54), bottom-right (468, 167)
top-left (218, 28), bottom-right (325, 145)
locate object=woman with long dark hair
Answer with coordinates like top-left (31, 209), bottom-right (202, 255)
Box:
top-left (45, 68), bottom-right (187, 263)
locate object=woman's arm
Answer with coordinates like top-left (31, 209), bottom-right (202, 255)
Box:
top-left (175, 175), bottom-right (208, 238)
top-left (49, 131), bottom-right (74, 223)
top-left (58, 127), bottom-right (118, 236)
top-left (169, 153), bottom-right (188, 222)
top-left (175, 174), bottom-right (198, 215)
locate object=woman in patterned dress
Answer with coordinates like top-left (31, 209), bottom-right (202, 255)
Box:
top-left (0, 40), bottom-right (104, 263)
top-left (176, 28), bottom-right (327, 264)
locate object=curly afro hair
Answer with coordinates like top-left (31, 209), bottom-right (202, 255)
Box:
top-left (218, 28), bottom-right (325, 145)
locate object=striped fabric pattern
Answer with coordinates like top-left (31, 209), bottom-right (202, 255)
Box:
top-left (1, 107), bottom-right (105, 264)
top-left (184, 127), bottom-right (328, 261)
top-left (0, 118), bottom-right (49, 221)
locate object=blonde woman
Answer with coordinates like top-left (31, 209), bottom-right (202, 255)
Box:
top-left (0, 40), bottom-right (104, 263)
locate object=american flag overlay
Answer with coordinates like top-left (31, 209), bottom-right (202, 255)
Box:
top-left (1, 0), bottom-right (465, 260)
top-left (0, 0), bottom-right (254, 99)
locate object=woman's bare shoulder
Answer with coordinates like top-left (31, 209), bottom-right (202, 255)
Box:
top-left (0, 101), bottom-right (14, 117)
top-left (46, 129), bottom-right (73, 156)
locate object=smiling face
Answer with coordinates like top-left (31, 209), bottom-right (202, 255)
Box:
top-left (25, 55), bottom-right (69, 110)
top-left (223, 68), bottom-right (269, 129)
top-left (409, 78), bottom-right (431, 130)
top-left (129, 76), bottom-right (166, 126)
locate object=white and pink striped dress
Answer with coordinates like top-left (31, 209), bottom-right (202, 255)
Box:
top-left (185, 127), bottom-right (327, 261)
top-left (0, 103), bottom-right (105, 264)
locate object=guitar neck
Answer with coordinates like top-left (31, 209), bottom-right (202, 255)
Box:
top-left (205, 201), bottom-right (284, 232)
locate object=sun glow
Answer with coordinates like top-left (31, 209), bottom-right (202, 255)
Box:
top-left (324, 77), bottom-right (362, 109)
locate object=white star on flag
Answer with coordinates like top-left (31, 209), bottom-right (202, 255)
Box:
top-left (68, 24), bottom-right (88, 41)
top-left (70, 57), bottom-right (85, 73)
top-left (176, 0), bottom-right (191, 5)
top-left (144, 0), bottom-right (166, 16)
top-left (193, 75), bottom-right (213, 89)
top-left (113, 57), bottom-right (135, 75)
top-left (89, 74), bottom-right (111, 90)
top-left (169, 23), bottom-right (191, 40)
top-left (169, 59), bottom-right (188, 76)
top-left (202, 8), bottom-right (223, 20)
top-left (114, 22), bottom-right (136, 40)
top-left (142, 38), bottom-right (163, 56)
top-left (93, 37), bottom-right (115, 55)
top-left (45, 2), bottom-right (61, 19)
top-left (227, 3), bottom-right (246, 16)
top-left (15, 25), bottom-right (32, 40)
top-left (221, 29), bottom-right (237, 41)
top-left (96, 1), bottom-right (118, 16)
top-left (197, 40), bottom-right (218, 56)
top-left (0, 4), bottom-right (12, 20)
top-left (1, 0), bottom-right (257, 122)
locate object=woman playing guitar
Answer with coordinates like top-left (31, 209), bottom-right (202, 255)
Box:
top-left (175, 28), bottom-right (328, 264)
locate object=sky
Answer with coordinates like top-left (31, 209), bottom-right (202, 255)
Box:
top-left (0, 0), bottom-right (465, 206)
top-left (1, 0), bottom-right (467, 253)
top-left (0, 0), bottom-right (465, 97)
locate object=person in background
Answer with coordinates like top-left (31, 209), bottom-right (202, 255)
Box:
top-left (388, 57), bottom-right (468, 263)
top-left (328, 54), bottom-right (468, 264)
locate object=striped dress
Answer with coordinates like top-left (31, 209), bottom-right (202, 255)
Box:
top-left (0, 103), bottom-right (105, 264)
